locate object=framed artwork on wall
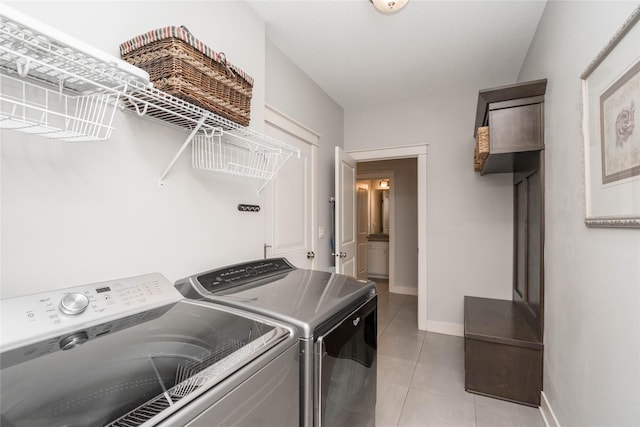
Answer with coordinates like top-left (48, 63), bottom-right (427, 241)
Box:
top-left (581, 5), bottom-right (640, 228)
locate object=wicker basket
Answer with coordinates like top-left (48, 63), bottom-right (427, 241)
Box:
top-left (473, 146), bottom-right (482, 172)
top-left (120, 27), bottom-right (253, 126)
top-left (474, 126), bottom-right (489, 172)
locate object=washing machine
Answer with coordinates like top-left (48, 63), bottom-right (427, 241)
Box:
top-left (175, 258), bottom-right (377, 427)
top-left (0, 273), bottom-right (299, 426)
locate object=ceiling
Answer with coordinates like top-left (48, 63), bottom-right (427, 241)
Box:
top-left (248, 0), bottom-right (547, 109)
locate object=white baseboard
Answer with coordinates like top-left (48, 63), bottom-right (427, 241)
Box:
top-left (426, 320), bottom-right (464, 337)
top-left (389, 284), bottom-right (418, 296)
top-left (540, 391), bottom-right (560, 427)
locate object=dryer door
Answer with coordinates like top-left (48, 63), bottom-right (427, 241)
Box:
top-left (315, 296), bottom-right (377, 427)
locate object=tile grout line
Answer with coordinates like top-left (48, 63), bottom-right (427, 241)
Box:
top-left (379, 284), bottom-right (420, 426)
top-left (474, 395), bottom-right (479, 427)
top-left (379, 294), bottom-right (407, 337)
top-left (395, 322), bottom-right (426, 427)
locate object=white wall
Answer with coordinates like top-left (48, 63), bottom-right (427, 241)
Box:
top-left (264, 41), bottom-right (344, 272)
top-left (1, 1), bottom-right (270, 298)
top-left (345, 91), bottom-right (514, 330)
top-left (357, 159), bottom-right (418, 292)
top-left (518, 2), bottom-right (640, 425)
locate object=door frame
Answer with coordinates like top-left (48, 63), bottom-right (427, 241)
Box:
top-left (265, 104), bottom-right (319, 269)
top-left (355, 180), bottom-right (370, 280)
top-left (348, 144), bottom-right (428, 331)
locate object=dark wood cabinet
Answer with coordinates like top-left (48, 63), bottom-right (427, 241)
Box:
top-left (465, 79), bottom-right (546, 407)
top-left (474, 80), bottom-right (546, 175)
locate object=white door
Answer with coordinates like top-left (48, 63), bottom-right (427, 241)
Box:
top-left (335, 146), bottom-right (357, 276)
top-left (264, 120), bottom-right (316, 269)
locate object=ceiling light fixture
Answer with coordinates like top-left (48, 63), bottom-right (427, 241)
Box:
top-left (370, 0), bottom-right (408, 14)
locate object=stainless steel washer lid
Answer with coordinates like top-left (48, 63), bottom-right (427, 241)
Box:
top-left (178, 261), bottom-right (376, 339)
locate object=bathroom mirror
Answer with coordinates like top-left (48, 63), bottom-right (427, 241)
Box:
top-left (370, 189), bottom-right (389, 234)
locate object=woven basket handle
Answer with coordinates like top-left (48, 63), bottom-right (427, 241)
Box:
top-left (179, 25), bottom-right (236, 79)
top-left (217, 52), bottom-right (236, 79)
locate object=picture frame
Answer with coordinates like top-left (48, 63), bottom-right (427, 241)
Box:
top-left (581, 5), bottom-right (640, 228)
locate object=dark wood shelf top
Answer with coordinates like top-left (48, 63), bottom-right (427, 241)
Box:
top-left (474, 79), bottom-right (547, 136)
top-left (464, 296), bottom-right (543, 349)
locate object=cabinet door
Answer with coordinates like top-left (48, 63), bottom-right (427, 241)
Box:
top-left (489, 102), bottom-right (543, 154)
top-left (367, 242), bottom-right (389, 276)
top-left (489, 101), bottom-right (544, 154)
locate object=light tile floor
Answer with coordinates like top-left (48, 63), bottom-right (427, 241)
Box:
top-left (374, 279), bottom-right (546, 427)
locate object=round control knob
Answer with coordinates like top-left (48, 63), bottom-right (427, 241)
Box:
top-left (59, 292), bottom-right (90, 315)
top-left (60, 332), bottom-right (89, 350)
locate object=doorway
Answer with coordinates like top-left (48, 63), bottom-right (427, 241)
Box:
top-left (348, 145), bottom-right (428, 331)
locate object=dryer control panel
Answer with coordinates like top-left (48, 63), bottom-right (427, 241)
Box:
top-left (0, 273), bottom-right (182, 351)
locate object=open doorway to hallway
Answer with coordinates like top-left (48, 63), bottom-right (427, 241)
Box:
top-left (356, 159), bottom-right (418, 297)
top-left (345, 144), bottom-right (427, 330)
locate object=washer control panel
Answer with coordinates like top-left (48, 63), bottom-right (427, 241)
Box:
top-left (196, 258), bottom-right (295, 292)
top-left (0, 273), bottom-right (182, 351)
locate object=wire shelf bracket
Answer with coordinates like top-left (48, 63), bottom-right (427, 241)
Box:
top-left (158, 114), bottom-right (209, 188)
